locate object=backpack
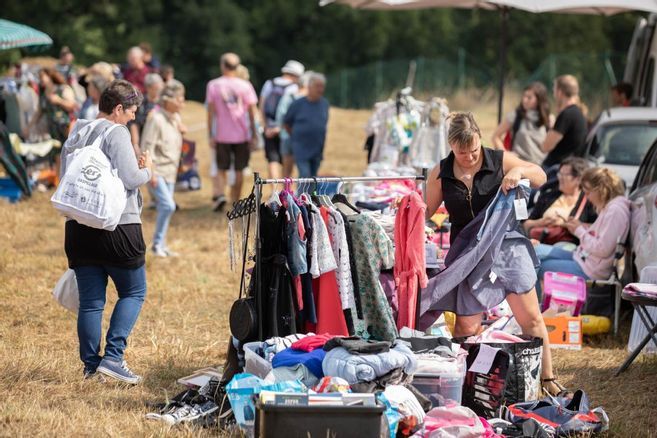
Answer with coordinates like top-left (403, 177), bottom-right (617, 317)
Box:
top-left (51, 121), bottom-right (127, 231)
top-left (263, 80), bottom-right (294, 122)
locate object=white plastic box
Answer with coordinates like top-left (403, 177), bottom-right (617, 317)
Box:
top-left (243, 341), bottom-right (272, 379)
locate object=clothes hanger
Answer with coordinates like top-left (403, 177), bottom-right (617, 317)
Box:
top-left (267, 181), bottom-right (282, 208)
top-left (310, 177), bottom-right (323, 207)
top-left (331, 178), bottom-right (360, 214)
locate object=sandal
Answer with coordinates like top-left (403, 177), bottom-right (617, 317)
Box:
top-left (541, 377), bottom-right (572, 398)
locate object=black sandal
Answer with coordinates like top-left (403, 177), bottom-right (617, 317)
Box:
top-left (541, 377), bottom-right (572, 398)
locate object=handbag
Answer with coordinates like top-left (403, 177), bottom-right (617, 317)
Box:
top-left (52, 269), bottom-right (79, 313)
top-left (529, 195), bottom-right (587, 245)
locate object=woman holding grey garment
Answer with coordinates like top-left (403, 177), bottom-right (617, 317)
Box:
top-left (61, 80), bottom-right (153, 384)
top-left (425, 112), bottom-right (568, 397)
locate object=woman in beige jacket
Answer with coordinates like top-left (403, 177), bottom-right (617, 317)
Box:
top-left (140, 80), bottom-right (186, 257)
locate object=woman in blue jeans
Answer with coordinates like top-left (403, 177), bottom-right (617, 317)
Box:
top-left (61, 80), bottom-right (153, 384)
top-left (140, 80), bottom-right (186, 257)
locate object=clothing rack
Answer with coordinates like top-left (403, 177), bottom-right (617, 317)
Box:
top-left (252, 170), bottom-right (428, 340)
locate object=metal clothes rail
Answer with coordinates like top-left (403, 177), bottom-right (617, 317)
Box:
top-left (252, 170), bottom-right (428, 340)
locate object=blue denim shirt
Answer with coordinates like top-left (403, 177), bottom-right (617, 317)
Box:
top-left (284, 193), bottom-right (308, 276)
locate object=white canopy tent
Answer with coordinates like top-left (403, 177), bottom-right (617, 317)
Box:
top-left (321, 0), bottom-right (657, 121)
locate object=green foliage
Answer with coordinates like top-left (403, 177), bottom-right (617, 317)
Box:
top-left (2, 1), bottom-right (642, 102)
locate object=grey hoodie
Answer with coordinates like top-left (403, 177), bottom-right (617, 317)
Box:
top-left (60, 119), bottom-right (151, 225)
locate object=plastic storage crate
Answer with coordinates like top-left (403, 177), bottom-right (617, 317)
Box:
top-left (243, 342), bottom-right (272, 379)
top-left (412, 372), bottom-right (465, 407)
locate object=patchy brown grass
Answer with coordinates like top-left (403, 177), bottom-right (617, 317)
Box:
top-left (0, 101), bottom-right (656, 436)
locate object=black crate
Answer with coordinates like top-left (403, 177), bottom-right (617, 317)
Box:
top-left (254, 401), bottom-right (386, 438)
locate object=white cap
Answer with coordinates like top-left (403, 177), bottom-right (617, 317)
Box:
top-left (281, 60), bottom-right (305, 77)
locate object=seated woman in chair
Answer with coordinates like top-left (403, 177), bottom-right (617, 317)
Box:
top-left (535, 167), bottom-right (630, 291)
top-left (524, 157), bottom-right (597, 245)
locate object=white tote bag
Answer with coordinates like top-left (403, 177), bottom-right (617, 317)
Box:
top-left (52, 269), bottom-right (79, 313)
top-left (51, 123), bottom-right (127, 231)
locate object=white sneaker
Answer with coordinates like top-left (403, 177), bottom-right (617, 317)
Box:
top-left (163, 247), bottom-right (179, 257)
top-left (152, 245), bottom-right (168, 257)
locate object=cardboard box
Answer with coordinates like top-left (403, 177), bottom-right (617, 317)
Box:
top-left (543, 315), bottom-right (582, 350)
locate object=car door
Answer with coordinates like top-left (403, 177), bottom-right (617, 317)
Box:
top-left (624, 15), bottom-right (656, 106)
top-left (629, 139), bottom-right (657, 276)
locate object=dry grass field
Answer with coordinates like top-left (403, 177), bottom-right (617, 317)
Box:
top-left (1, 98), bottom-right (656, 437)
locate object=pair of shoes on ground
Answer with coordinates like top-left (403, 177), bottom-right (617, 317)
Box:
top-left (146, 400), bottom-right (219, 425)
top-left (151, 245), bottom-right (179, 258)
top-left (212, 195), bottom-right (227, 212)
top-left (85, 358), bottom-right (142, 385)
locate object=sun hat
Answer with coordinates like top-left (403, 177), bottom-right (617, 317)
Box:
top-left (281, 60), bottom-right (305, 77)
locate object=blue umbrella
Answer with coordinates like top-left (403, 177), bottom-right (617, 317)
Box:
top-left (0, 19), bottom-right (53, 51)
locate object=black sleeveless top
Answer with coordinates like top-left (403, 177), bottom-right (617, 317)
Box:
top-left (439, 148), bottom-right (504, 243)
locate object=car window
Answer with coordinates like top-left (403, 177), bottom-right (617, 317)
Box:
top-left (594, 123), bottom-right (657, 165)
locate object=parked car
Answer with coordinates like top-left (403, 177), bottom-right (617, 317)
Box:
top-left (585, 107), bottom-right (657, 189)
top-left (628, 137), bottom-right (657, 280)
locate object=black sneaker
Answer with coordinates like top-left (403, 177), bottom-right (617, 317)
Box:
top-left (213, 195), bottom-right (227, 212)
top-left (161, 400), bottom-right (218, 425)
top-left (83, 368), bottom-right (106, 382)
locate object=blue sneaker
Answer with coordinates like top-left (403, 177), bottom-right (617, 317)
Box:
top-left (97, 358), bottom-right (142, 384)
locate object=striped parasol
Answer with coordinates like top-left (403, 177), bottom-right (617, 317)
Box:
top-left (0, 19), bottom-right (52, 51)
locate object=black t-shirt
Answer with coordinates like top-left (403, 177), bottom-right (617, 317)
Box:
top-left (543, 104), bottom-right (588, 167)
top-left (65, 221), bottom-right (146, 269)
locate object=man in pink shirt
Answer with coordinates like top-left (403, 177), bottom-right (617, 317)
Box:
top-left (206, 52), bottom-right (259, 211)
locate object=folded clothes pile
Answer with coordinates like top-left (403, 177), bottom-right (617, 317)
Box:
top-left (322, 337), bottom-right (417, 390)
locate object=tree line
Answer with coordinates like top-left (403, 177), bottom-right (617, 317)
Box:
top-left (3, 0), bottom-right (641, 101)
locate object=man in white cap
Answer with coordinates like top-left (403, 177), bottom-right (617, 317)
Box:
top-left (259, 60), bottom-right (305, 179)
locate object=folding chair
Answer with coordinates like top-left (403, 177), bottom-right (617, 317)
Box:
top-left (614, 286), bottom-right (657, 376)
top-left (585, 238), bottom-right (625, 336)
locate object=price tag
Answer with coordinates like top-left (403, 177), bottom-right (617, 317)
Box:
top-left (514, 198), bottom-right (528, 220)
top-left (468, 344), bottom-right (500, 374)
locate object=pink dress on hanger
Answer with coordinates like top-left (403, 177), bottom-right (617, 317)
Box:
top-left (394, 191), bottom-right (428, 330)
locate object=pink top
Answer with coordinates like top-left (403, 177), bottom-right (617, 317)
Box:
top-left (205, 76), bottom-right (258, 144)
top-left (394, 191), bottom-right (428, 330)
top-left (574, 196), bottom-right (630, 280)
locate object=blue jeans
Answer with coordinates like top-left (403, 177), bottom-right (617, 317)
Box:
top-left (153, 176), bottom-right (176, 248)
top-left (535, 244), bottom-right (589, 297)
top-left (74, 265), bottom-right (147, 372)
top-left (296, 156), bottom-right (321, 178)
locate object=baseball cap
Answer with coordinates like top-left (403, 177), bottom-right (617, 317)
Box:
top-left (281, 60), bottom-right (305, 77)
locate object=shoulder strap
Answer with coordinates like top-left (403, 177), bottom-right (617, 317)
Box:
top-left (574, 193), bottom-right (588, 219)
top-left (89, 122), bottom-right (120, 149)
top-left (511, 109), bottom-right (523, 139)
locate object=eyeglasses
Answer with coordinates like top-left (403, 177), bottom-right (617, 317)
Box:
top-left (557, 172), bottom-right (575, 179)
